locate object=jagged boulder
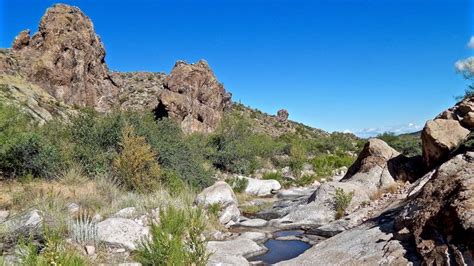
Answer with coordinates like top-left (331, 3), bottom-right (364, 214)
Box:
top-left (395, 152), bottom-right (474, 265)
top-left (161, 60), bottom-right (232, 133)
top-left (421, 119), bottom-right (469, 168)
top-left (10, 4), bottom-right (118, 112)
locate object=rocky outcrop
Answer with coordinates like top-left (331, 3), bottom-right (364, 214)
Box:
top-left (3, 4), bottom-right (232, 133)
top-left (194, 181), bottom-right (240, 224)
top-left (10, 4), bottom-right (119, 112)
top-left (395, 152), bottom-right (474, 265)
top-left (160, 60), bottom-right (231, 133)
top-left (110, 72), bottom-right (166, 112)
top-left (277, 109), bottom-right (289, 121)
top-left (421, 119), bottom-right (469, 168)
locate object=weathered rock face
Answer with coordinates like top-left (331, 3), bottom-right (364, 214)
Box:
top-left (276, 109), bottom-right (289, 121)
top-left (161, 60), bottom-right (232, 133)
top-left (395, 152), bottom-right (474, 265)
top-left (421, 119), bottom-right (469, 168)
top-left (342, 138), bottom-right (408, 190)
top-left (4, 4), bottom-right (232, 133)
top-left (10, 4), bottom-right (119, 112)
top-left (110, 71), bottom-right (166, 111)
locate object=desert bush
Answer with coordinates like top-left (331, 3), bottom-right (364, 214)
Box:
top-left (289, 141), bottom-right (307, 177)
top-left (334, 188), bottom-right (354, 219)
top-left (16, 228), bottom-right (87, 266)
top-left (0, 133), bottom-right (62, 179)
top-left (129, 115), bottom-right (212, 189)
top-left (208, 112), bottom-right (280, 175)
top-left (136, 205), bottom-right (209, 265)
top-left (113, 125), bottom-right (160, 192)
top-left (0, 104), bottom-right (63, 179)
top-left (262, 171), bottom-right (293, 188)
top-left (159, 170), bottom-right (186, 196)
top-left (311, 153), bottom-right (354, 178)
top-left (225, 177), bottom-right (249, 193)
top-left (295, 174), bottom-right (321, 187)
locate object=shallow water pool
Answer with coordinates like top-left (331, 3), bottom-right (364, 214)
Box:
top-left (250, 238), bottom-right (311, 264)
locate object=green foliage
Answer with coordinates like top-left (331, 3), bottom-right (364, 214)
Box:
top-left (262, 171), bottom-right (293, 188)
top-left (334, 188), bottom-right (354, 219)
top-left (67, 109), bottom-right (123, 176)
top-left (377, 132), bottom-right (422, 157)
top-left (160, 170), bottom-right (187, 196)
top-left (130, 116), bottom-right (213, 189)
top-left (207, 203), bottom-right (222, 218)
top-left (16, 229), bottom-right (87, 266)
top-left (113, 125), bottom-right (161, 192)
top-left (289, 141), bottom-right (307, 177)
top-left (208, 112), bottom-right (280, 175)
top-left (0, 104), bottom-right (62, 179)
top-left (311, 153), bottom-right (355, 177)
top-left (136, 206), bottom-right (209, 266)
top-left (225, 177), bottom-right (249, 193)
top-left (295, 174), bottom-right (321, 187)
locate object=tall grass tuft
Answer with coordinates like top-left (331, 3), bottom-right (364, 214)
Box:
top-left (136, 205), bottom-right (209, 265)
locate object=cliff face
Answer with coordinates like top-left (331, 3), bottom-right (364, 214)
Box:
top-left (2, 4), bottom-right (231, 133)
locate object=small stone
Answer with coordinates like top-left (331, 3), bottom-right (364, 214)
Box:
top-left (85, 245), bottom-right (95, 255)
top-left (67, 203), bottom-right (80, 214)
top-left (115, 248), bottom-right (126, 253)
top-left (0, 210), bottom-right (9, 223)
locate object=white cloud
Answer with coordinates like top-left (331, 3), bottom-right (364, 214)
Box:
top-left (343, 129), bottom-right (352, 134)
top-left (468, 36), bottom-right (474, 49)
top-left (351, 123), bottom-right (422, 138)
top-left (455, 57), bottom-right (474, 76)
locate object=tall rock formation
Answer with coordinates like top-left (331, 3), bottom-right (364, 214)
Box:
top-left (10, 4), bottom-right (118, 112)
top-left (160, 60), bottom-right (232, 133)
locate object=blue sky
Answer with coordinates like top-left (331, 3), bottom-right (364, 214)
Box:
top-left (1, 0), bottom-right (473, 136)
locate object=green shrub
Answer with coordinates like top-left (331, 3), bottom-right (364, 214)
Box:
top-left (262, 171), bottom-right (293, 188)
top-left (0, 133), bottom-right (62, 179)
top-left (289, 141), bottom-right (306, 177)
top-left (334, 188), bottom-right (354, 219)
top-left (160, 170), bottom-right (186, 196)
top-left (0, 104), bottom-right (63, 179)
top-left (311, 153), bottom-right (355, 178)
top-left (208, 112), bottom-right (280, 175)
top-left (295, 174), bottom-right (321, 187)
top-left (113, 125), bottom-right (161, 192)
top-left (225, 177), bottom-right (249, 193)
top-left (16, 228), bottom-right (87, 266)
top-left (136, 206), bottom-right (209, 265)
top-left (130, 116), bottom-right (213, 189)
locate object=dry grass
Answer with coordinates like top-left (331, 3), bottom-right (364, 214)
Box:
top-left (369, 182), bottom-right (401, 201)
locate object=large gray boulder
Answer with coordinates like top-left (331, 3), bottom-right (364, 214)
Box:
top-left (421, 119), bottom-right (469, 168)
top-left (272, 182), bottom-right (369, 228)
top-left (97, 218), bottom-right (149, 250)
top-left (242, 176), bottom-right (281, 196)
top-left (277, 221), bottom-right (416, 265)
top-left (194, 181), bottom-right (241, 225)
top-left (341, 138), bottom-right (400, 192)
top-left (207, 238), bottom-right (267, 266)
top-left (194, 181), bottom-right (238, 207)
